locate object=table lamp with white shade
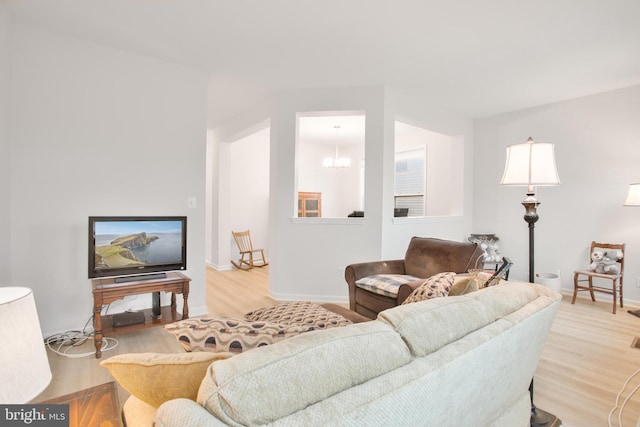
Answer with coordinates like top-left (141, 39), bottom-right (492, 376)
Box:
top-left (624, 183), bottom-right (640, 207)
top-left (0, 287), bottom-right (52, 403)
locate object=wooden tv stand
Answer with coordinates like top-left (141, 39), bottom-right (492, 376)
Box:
top-left (92, 271), bottom-right (190, 358)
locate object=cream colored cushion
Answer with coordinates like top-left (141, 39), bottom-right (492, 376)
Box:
top-left (156, 398), bottom-right (226, 427)
top-left (380, 283), bottom-right (542, 358)
top-left (381, 296), bottom-right (494, 357)
top-left (100, 351), bottom-right (231, 408)
top-left (465, 281), bottom-right (539, 319)
top-left (197, 322), bottom-right (411, 426)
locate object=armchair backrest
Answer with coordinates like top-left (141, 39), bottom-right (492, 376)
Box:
top-left (404, 237), bottom-right (482, 278)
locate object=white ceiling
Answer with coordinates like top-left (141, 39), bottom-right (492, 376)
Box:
top-left (5, 0), bottom-right (640, 127)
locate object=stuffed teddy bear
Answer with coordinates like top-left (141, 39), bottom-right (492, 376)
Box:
top-left (478, 241), bottom-right (502, 263)
top-left (589, 250), bottom-right (621, 275)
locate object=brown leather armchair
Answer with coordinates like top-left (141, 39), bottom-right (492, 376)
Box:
top-left (345, 237), bottom-right (483, 319)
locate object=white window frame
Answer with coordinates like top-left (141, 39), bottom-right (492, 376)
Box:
top-left (394, 148), bottom-right (426, 217)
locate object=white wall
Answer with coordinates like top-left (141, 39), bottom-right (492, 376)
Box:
top-left (337, 143), bottom-right (365, 215)
top-left (267, 87), bottom-right (386, 301)
top-left (10, 24), bottom-right (208, 335)
top-left (474, 84), bottom-right (640, 301)
top-left (207, 99), bottom-right (271, 270)
top-left (297, 141), bottom-right (364, 217)
top-left (425, 133), bottom-right (455, 216)
top-left (0, 6), bottom-right (10, 283)
top-left (394, 123), bottom-right (458, 217)
top-left (229, 128), bottom-right (270, 264)
top-left (209, 86), bottom-right (476, 303)
top-left (380, 88), bottom-right (474, 259)
top-left (297, 141), bottom-right (336, 213)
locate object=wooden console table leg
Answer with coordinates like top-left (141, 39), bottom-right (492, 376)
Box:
top-left (182, 291), bottom-right (189, 319)
top-left (93, 303), bottom-right (103, 359)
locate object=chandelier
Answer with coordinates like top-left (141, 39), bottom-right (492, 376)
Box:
top-left (323, 125), bottom-right (351, 168)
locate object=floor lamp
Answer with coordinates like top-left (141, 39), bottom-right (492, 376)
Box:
top-left (500, 137), bottom-right (560, 426)
top-left (624, 184), bottom-right (640, 317)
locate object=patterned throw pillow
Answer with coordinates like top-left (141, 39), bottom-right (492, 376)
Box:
top-left (164, 318), bottom-right (315, 354)
top-left (355, 274), bottom-right (422, 297)
top-left (401, 272), bottom-right (456, 304)
top-left (245, 301), bottom-right (352, 329)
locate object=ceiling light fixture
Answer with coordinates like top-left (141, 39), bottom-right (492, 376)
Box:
top-left (323, 125), bottom-right (351, 168)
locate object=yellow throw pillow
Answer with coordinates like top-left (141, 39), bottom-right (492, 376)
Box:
top-left (475, 271), bottom-right (494, 288)
top-left (100, 351), bottom-right (232, 408)
top-left (448, 275), bottom-right (479, 296)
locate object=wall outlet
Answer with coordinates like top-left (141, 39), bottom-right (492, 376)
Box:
top-left (636, 277), bottom-right (640, 288)
top-left (187, 196), bottom-right (197, 209)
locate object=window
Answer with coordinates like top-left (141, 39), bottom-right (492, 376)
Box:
top-left (395, 120), bottom-right (460, 217)
top-left (395, 149), bottom-right (425, 216)
top-left (296, 112), bottom-right (365, 218)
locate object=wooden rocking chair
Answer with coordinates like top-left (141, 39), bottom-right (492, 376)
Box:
top-left (231, 230), bottom-right (268, 270)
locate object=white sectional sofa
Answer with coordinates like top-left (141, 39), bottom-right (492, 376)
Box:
top-left (122, 282), bottom-right (561, 427)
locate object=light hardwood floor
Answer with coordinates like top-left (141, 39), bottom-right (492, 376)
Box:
top-left (35, 266), bottom-right (640, 426)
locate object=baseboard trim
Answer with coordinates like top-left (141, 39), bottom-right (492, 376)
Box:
top-left (559, 287), bottom-right (640, 308)
top-left (206, 261), bottom-right (233, 271)
top-left (268, 290), bottom-right (348, 305)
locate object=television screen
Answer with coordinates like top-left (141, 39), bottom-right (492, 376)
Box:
top-left (88, 216), bottom-right (187, 279)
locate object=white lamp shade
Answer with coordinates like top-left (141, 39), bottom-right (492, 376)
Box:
top-left (500, 140), bottom-right (560, 186)
top-left (0, 287), bottom-right (52, 403)
top-left (624, 183), bottom-right (640, 206)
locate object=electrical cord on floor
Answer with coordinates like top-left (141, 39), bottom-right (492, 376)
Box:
top-left (45, 332), bottom-right (119, 358)
top-left (44, 312), bottom-right (119, 359)
top-left (608, 366), bottom-right (640, 427)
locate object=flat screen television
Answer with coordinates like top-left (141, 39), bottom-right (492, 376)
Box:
top-left (88, 216), bottom-right (187, 279)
